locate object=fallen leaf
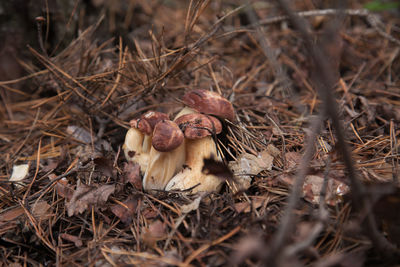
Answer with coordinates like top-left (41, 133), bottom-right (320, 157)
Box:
top-left (66, 182), bottom-right (115, 217)
top-left (67, 125), bottom-right (92, 144)
top-left (111, 196), bottom-right (138, 224)
top-left (285, 152), bottom-right (302, 170)
top-left (142, 208), bottom-right (158, 219)
top-left (0, 206), bottom-right (24, 235)
top-left (142, 220), bottom-right (166, 247)
top-left (370, 185), bottom-right (400, 247)
top-left (180, 196), bottom-right (201, 213)
top-left (55, 179), bottom-right (74, 201)
top-left (302, 175), bottom-right (350, 206)
top-left (10, 164), bottom-right (30, 182)
top-left (60, 233), bottom-right (83, 247)
top-left (93, 157), bottom-right (113, 177)
top-left (229, 151), bottom-right (274, 191)
top-left (41, 159), bottom-right (59, 172)
top-left (122, 162), bottom-right (141, 189)
top-left (234, 197), bottom-right (267, 213)
top-left (49, 174), bottom-right (74, 201)
top-left (266, 144), bottom-right (281, 158)
top-left (31, 201), bottom-right (52, 221)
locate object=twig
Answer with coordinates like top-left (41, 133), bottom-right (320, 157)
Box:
top-left (276, 0), bottom-right (399, 259)
top-left (270, 113), bottom-right (324, 260)
top-left (245, 2), bottom-right (292, 95)
top-left (35, 16), bottom-right (48, 57)
top-left (26, 168), bottom-right (77, 202)
top-left (257, 8), bottom-right (400, 46)
top-left (282, 158), bottom-right (331, 259)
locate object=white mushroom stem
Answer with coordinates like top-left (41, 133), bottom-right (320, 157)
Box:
top-left (123, 128), bottom-right (151, 172)
top-left (142, 142), bottom-right (186, 191)
top-left (165, 136), bottom-right (223, 193)
top-left (139, 107), bottom-right (195, 191)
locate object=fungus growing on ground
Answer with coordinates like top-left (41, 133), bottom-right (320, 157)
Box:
top-left (165, 90), bottom-right (234, 193)
top-left (182, 89), bottom-right (235, 121)
top-left (142, 120), bottom-right (186, 191)
top-left (123, 90), bottom-right (235, 193)
top-left (123, 111), bottom-right (169, 173)
top-left (165, 111), bottom-right (224, 193)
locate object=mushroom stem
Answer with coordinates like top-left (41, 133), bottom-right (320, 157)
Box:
top-left (165, 136), bottom-right (223, 193)
top-left (142, 134), bottom-right (152, 153)
top-left (123, 128), bottom-right (150, 171)
top-left (142, 142), bottom-right (186, 191)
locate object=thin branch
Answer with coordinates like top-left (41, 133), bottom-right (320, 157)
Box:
top-left (276, 0), bottom-right (399, 259)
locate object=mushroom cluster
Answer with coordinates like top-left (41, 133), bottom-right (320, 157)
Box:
top-left (123, 89), bottom-right (234, 193)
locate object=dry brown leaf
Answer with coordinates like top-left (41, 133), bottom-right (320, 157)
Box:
top-left (266, 144), bottom-right (281, 158)
top-left (285, 151), bottom-right (302, 170)
top-left (111, 196), bottom-right (138, 224)
top-left (60, 233), bottom-right (83, 247)
top-left (66, 182), bottom-right (115, 216)
top-left (31, 201), bottom-right (52, 221)
top-left (51, 175), bottom-right (74, 201)
top-left (93, 157), bottom-right (114, 177)
top-left (0, 207), bottom-right (24, 224)
top-left (229, 151), bottom-right (274, 191)
top-left (142, 208), bottom-right (158, 219)
top-left (302, 175), bottom-right (349, 206)
top-left (234, 197), bottom-right (266, 213)
top-left (141, 220), bottom-right (166, 247)
top-left (122, 162), bottom-right (142, 189)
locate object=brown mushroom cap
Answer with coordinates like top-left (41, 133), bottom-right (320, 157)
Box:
top-left (152, 120), bottom-right (184, 152)
top-left (182, 89), bottom-right (235, 121)
top-left (129, 111), bottom-right (169, 135)
top-left (175, 113), bottom-right (222, 139)
top-left (141, 111), bottom-right (169, 129)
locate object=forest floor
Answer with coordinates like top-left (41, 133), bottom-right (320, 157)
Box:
top-left (1, 0), bottom-right (400, 266)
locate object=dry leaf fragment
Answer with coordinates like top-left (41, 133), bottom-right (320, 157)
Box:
top-left (55, 179), bottom-right (74, 201)
top-left (10, 164), bottom-right (30, 182)
top-left (229, 151), bottom-right (274, 191)
top-left (66, 182), bottom-right (115, 216)
top-left (266, 144), bottom-right (281, 158)
top-left (93, 157), bottom-right (114, 177)
top-left (142, 220), bottom-right (166, 247)
top-left (67, 125), bottom-right (112, 151)
top-left (67, 125), bottom-right (92, 143)
top-left (111, 196), bottom-right (138, 224)
top-left (31, 201), bottom-right (52, 221)
top-left (122, 162), bottom-right (141, 189)
top-left (0, 207), bottom-right (24, 230)
top-left (49, 174), bottom-right (74, 201)
top-left (302, 175), bottom-right (349, 206)
top-left (180, 196), bottom-right (201, 213)
top-left (285, 152), bottom-right (302, 170)
top-left (234, 197), bottom-right (267, 213)
top-left (60, 233), bottom-right (83, 247)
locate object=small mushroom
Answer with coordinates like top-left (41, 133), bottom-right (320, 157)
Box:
top-left (151, 120), bottom-right (184, 152)
top-left (182, 89), bottom-right (235, 121)
top-left (175, 113), bottom-right (222, 138)
top-left (142, 120), bottom-right (186, 191)
top-left (165, 112), bottom-right (223, 193)
top-left (123, 111), bottom-right (169, 173)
